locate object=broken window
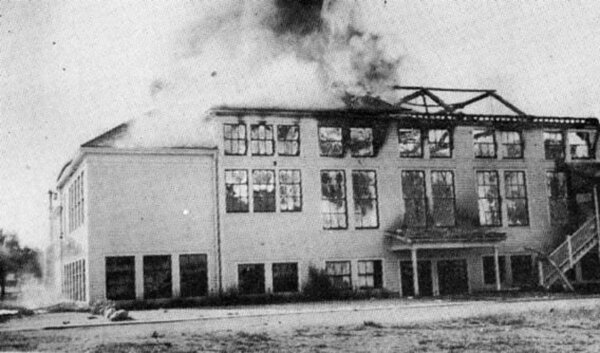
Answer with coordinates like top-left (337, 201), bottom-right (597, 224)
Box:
top-left (473, 129), bottom-right (496, 158)
top-left (357, 260), bottom-right (382, 289)
top-left (428, 129), bottom-right (452, 158)
top-left (252, 170), bottom-right (275, 212)
top-left (482, 255), bottom-right (506, 285)
top-left (511, 255), bottom-right (535, 287)
top-left (431, 171), bottom-right (456, 227)
top-left (504, 171), bottom-right (529, 226)
top-left (352, 170), bottom-right (379, 229)
top-left (272, 263), bottom-right (298, 293)
top-left (568, 131), bottom-right (592, 159)
top-left (476, 171), bottom-right (501, 226)
top-left (143, 255), bottom-right (172, 299)
top-left (238, 264), bottom-right (265, 295)
top-left (349, 127), bottom-right (374, 157)
top-left (225, 170), bottom-right (249, 212)
top-left (398, 128), bottom-right (423, 158)
top-left (106, 256), bottom-right (135, 300)
top-left (319, 127), bottom-right (343, 157)
top-left (277, 125), bottom-right (300, 156)
top-left (223, 123), bottom-right (247, 155)
top-left (250, 124), bottom-right (274, 155)
top-left (546, 171), bottom-right (569, 226)
top-left (320, 170), bottom-right (347, 229)
top-left (279, 169), bottom-right (302, 212)
top-left (500, 131), bottom-right (523, 159)
top-left (402, 171), bottom-right (427, 227)
top-left (543, 131), bottom-right (564, 160)
top-left (326, 261), bottom-right (352, 289)
top-left (179, 254), bottom-right (207, 298)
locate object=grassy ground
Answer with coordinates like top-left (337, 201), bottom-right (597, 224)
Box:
top-left (2, 305), bottom-right (600, 352)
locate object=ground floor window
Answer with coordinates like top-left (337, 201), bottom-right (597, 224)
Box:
top-left (143, 255), bottom-right (172, 299)
top-left (511, 255), bottom-right (535, 287)
top-left (179, 254), bottom-right (208, 298)
top-left (63, 259), bottom-right (86, 301)
top-left (482, 255), bottom-right (506, 285)
top-left (357, 260), bottom-right (382, 289)
top-left (106, 256), bottom-right (135, 300)
top-left (272, 263), bottom-right (298, 293)
top-left (326, 261), bottom-right (352, 289)
top-left (238, 264), bottom-right (265, 295)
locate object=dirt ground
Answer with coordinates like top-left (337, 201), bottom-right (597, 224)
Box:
top-left (2, 297), bottom-right (600, 352)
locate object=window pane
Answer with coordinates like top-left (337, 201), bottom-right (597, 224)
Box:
top-left (277, 125), bottom-right (300, 156)
top-left (225, 170), bottom-right (249, 212)
top-left (321, 170), bottom-right (347, 229)
top-left (350, 128), bottom-right (374, 157)
top-left (251, 124), bottom-right (274, 156)
top-left (477, 171), bottom-right (501, 226)
top-left (544, 131), bottom-right (564, 160)
top-left (252, 170), bottom-right (275, 212)
top-left (500, 131), bottom-right (523, 158)
top-left (180, 254), bottom-right (208, 298)
top-left (398, 129), bottom-right (422, 157)
top-left (326, 261), bottom-right (352, 289)
top-left (143, 255), bottom-right (172, 299)
top-left (568, 131), bottom-right (592, 159)
top-left (546, 171), bottom-right (569, 226)
top-left (473, 129), bottom-right (496, 158)
top-left (504, 171), bottom-right (529, 226)
top-left (431, 171), bottom-right (455, 227)
top-left (429, 129), bottom-right (451, 158)
top-left (402, 171), bottom-right (427, 227)
top-left (319, 127), bottom-right (343, 157)
top-left (272, 263), bottom-right (298, 293)
top-left (352, 171), bottom-right (379, 228)
top-left (238, 264), bottom-right (265, 295)
top-left (357, 260), bottom-right (382, 289)
top-left (224, 124), bottom-right (247, 155)
top-left (279, 170), bottom-right (302, 212)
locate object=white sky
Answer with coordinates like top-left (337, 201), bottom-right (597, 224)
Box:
top-left (1, 1), bottom-right (600, 248)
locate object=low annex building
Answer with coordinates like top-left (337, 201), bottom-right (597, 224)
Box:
top-left (48, 87), bottom-right (600, 303)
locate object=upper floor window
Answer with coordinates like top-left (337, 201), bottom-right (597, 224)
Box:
top-left (428, 129), bottom-right (452, 158)
top-left (68, 171), bottom-right (84, 232)
top-left (252, 170), bottom-right (276, 212)
top-left (401, 170), bottom-right (427, 227)
top-left (279, 170), bottom-right (302, 212)
top-left (546, 171), bottom-right (568, 226)
top-left (473, 129), bottom-right (496, 158)
top-left (250, 124), bottom-right (274, 156)
top-left (225, 170), bottom-right (249, 212)
top-left (500, 131), bottom-right (523, 159)
top-left (504, 171), bottom-right (529, 226)
top-left (352, 170), bottom-right (379, 229)
top-left (349, 128), bottom-right (374, 157)
top-left (277, 125), bottom-right (300, 156)
top-left (543, 131), bottom-right (564, 160)
top-left (568, 131), bottom-right (592, 160)
top-left (319, 127), bottom-right (343, 157)
top-left (431, 171), bottom-right (456, 227)
top-left (320, 170), bottom-right (347, 229)
top-left (224, 124), bottom-right (247, 155)
top-left (476, 171), bottom-right (501, 226)
top-left (398, 128), bottom-right (423, 158)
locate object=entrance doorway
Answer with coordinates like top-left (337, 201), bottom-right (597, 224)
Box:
top-left (437, 259), bottom-right (469, 295)
top-left (400, 260), bottom-right (433, 296)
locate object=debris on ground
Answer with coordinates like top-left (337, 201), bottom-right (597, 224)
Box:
top-left (107, 310), bottom-right (130, 322)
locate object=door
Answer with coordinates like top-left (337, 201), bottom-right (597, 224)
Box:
top-left (400, 260), bottom-right (433, 296)
top-left (437, 259), bottom-right (469, 295)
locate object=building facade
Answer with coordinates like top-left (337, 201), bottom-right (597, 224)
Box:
top-left (49, 89), bottom-right (600, 303)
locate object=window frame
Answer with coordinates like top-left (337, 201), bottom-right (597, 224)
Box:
top-left (223, 123), bottom-right (247, 156)
top-left (318, 126), bottom-right (344, 157)
top-left (272, 262), bottom-right (299, 293)
top-left (252, 169), bottom-right (276, 213)
top-left (277, 124), bottom-right (300, 156)
top-left (179, 254), bottom-right (208, 298)
top-left (398, 128), bottom-right (423, 158)
top-left (401, 170), bottom-right (428, 228)
top-left (428, 128), bottom-right (452, 158)
top-left (105, 256), bottom-right (136, 301)
top-left (349, 127), bottom-right (375, 157)
top-left (279, 169), bottom-right (302, 212)
top-left (568, 131), bottom-right (593, 160)
top-left (238, 263), bottom-right (265, 295)
top-left (546, 170), bottom-right (569, 226)
top-left (357, 260), bottom-right (383, 289)
top-left (482, 255), bottom-right (506, 286)
top-left (500, 130), bottom-right (523, 159)
top-left (473, 128), bottom-right (497, 158)
top-left (504, 171), bottom-right (529, 226)
top-left (249, 123), bottom-right (275, 156)
top-left (543, 131), bottom-right (565, 160)
top-left (143, 255), bottom-right (172, 300)
top-left (326, 261), bottom-right (352, 290)
top-left (476, 171), bottom-right (502, 226)
top-left (431, 170), bottom-right (456, 227)
top-left (225, 169), bottom-right (249, 213)
top-left (320, 170), bottom-right (348, 230)
top-left (352, 170), bottom-right (379, 229)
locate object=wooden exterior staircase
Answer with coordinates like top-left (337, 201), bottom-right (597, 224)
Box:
top-left (538, 217), bottom-right (599, 289)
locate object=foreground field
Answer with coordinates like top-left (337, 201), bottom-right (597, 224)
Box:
top-left (2, 298), bottom-right (600, 352)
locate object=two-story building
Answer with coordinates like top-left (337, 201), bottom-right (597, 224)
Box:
top-left (49, 87), bottom-right (600, 303)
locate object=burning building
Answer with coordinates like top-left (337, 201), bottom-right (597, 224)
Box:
top-left (47, 1), bottom-right (600, 302)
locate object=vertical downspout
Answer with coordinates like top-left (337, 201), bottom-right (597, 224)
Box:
top-left (214, 151), bottom-right (223, 293)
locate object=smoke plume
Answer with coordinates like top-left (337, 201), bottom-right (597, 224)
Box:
top-left (123, 0), bottom-right (403, 148)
